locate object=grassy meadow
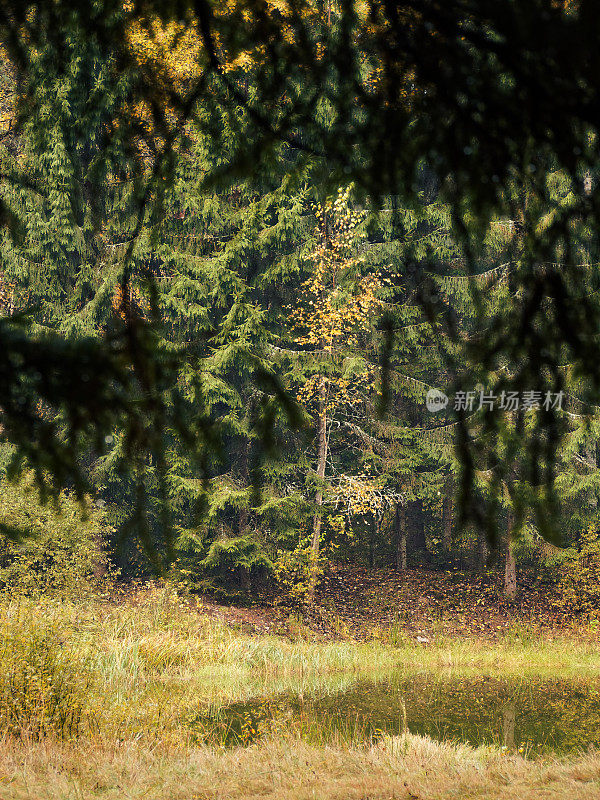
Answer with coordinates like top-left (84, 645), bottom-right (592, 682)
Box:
top-left (0, 586), bottom-right (599, 798)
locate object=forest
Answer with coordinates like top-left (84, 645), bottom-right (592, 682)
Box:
top-left (0, 1), bottom-right (600, 798)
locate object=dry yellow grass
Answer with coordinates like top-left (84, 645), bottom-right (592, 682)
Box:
top-left (0, 734), bottom-right (598, 799)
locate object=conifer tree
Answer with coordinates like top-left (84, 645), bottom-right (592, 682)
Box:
top-left (145, 129), bottom-right (316, 587)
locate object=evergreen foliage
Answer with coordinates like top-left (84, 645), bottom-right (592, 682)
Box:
top-left (1, 0), bottom-right (600, 597)
top-left (0, 475), bottom-right (109, 597)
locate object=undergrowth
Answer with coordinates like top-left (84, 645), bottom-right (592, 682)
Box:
top-left (0, 613), bottom-right (91, 739)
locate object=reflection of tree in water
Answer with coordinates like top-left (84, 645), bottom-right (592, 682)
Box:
top-left (502, 701), bottom-right (516, 748)
top-left (197, 675), bottom-right (600, 754)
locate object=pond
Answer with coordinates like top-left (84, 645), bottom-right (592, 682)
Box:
top-left (193, 673), bottom-right (600, 754)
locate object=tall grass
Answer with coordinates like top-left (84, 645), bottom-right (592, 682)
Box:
top-left (0, 613), bottom-right (90, 740)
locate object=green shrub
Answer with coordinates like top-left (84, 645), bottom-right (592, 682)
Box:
top-left (273, 546), bottom-right (317, 605)
top-left (554, 526), bottom-right (600, 618)
top-left (0, 616), bottom-right (90, 739)
top-left (178, 534), bottom-right (273, 598)
top-left (0, 477), bottom-right (110, 598)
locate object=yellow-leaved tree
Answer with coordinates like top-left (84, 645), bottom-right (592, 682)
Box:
top-left (291, 187), bottom-right (383, 602)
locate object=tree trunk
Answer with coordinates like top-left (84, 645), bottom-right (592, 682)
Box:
top-left (307, 381), bottom-right (327, 604)
top-left (238, 566), bottom-right (251, 592)
top-left (476, 530), bottom-right (488, 572)
top-left (409, 499), bottom-right (426, 553)
top-left (504, 512), bottom-right (517, 600)
top-left (442, 476), bottom-right (453, 553)
top-left (238, 438), bottom-right (249, 536)
top-left (395, 503), bottom-right (407, 571)
top-left (238, 506), bottom-right (249, 537)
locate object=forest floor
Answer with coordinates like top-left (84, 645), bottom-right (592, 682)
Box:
top-left (192, 564), bottom-right (577, 642)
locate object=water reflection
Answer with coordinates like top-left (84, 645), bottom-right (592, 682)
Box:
top-left (194, 674), bottom-right (600, 754)
top-left (502, 701), bottom-right (516, 748)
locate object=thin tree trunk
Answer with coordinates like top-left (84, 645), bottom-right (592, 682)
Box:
top-left (395, 503), bottom-right (407, 571)
top-left (238, 566), bottom-right (251, 592)
top-left (443, 476), bottom-right (453, 553)
top-left (409, 499), bottom-right (427, 553)
top-left (238, 505), bottom-right (249, 536)
top-left (307, 380), bottom-right (327, 604)
top-left (369, 512), bottom-right (378, 569)
top-left (238, 437), bottom-right (249, 536)
top-left (504, 511), bottom-right (517, 600)
top-left (476, 530), bottom-right (488, 572)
